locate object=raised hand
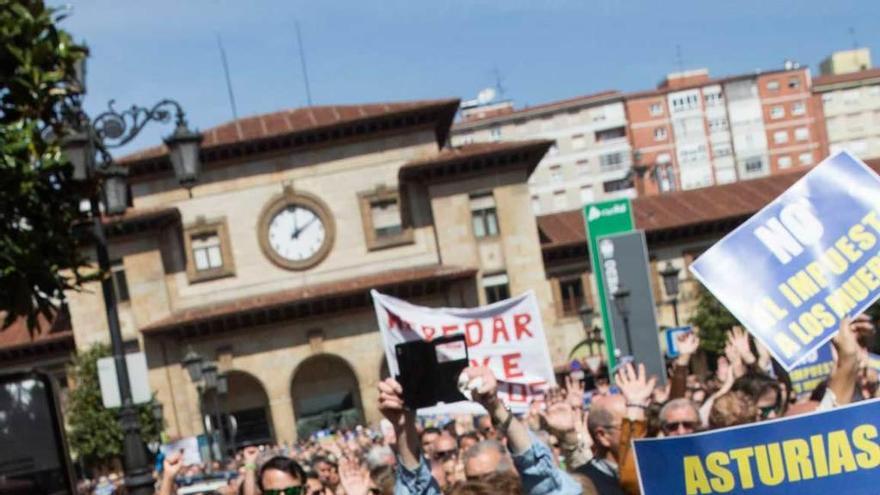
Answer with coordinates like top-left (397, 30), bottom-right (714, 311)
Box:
top-left (675, 331), bottom-right (700, 366)
top-left (540, 400), bottom-right (577, 434)
top-left (377, 377), bottom-right (406, 426)
top-left (616, 363), bottom-right (656, 407)
top-left (564, 374), bottom-right (585, 410)
top-left (163, 450), bottom-right (184, 480)
top-left (338, 456), bottom-right (370, 495)
top-left (835, 314), bottom-right (873, 358)
top-left (728, 326), bottom-right (756, 365)
top-left (242, 445), bottom-right (259, 465)
top-left (462, 366), bottom-right (499, 409)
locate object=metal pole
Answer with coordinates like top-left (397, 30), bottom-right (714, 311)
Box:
top-left (90, 195), bottom-right (154, 495)
top-left (211, 391), bottom-right (225, 460)
top-left (672, 298), bottom-right (680, 327)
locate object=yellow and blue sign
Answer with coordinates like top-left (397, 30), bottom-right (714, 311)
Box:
top-left (691, 151), bottom-right (880, 370)
top-left (789, 344), bottom-right (834, 397)
top-left (633, 399), bottom-right (880, 495)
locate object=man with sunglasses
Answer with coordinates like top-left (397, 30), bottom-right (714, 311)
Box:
top-left (657, 398), bottom-right (700, 437)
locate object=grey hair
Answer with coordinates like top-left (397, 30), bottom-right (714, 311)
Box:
top-left (462, 440), bottom-right (513, 474)
top-left (659, 398), bottom-right (699, 423)
top-left (587, 403), bottom-right (615, 440)
top-left (365, 445), bottom-right (395, 470)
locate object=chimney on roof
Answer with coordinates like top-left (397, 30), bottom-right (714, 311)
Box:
top-left (658, 68), bottom-right (710, 89)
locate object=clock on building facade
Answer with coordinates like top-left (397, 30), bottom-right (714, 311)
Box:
top-left (258, 189), bottom-right (335, 270)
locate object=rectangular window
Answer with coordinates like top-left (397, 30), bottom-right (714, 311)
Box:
top-left (778, 156), bottom-right (792, 169)
top-left (794, 127), bottom-right (809, 141)
top-left (603, 177), bottom-right (632, 193)
top-left (788, 77), bottom-right (800, 89)
top-left (359, 190), bottom-right (413, 250)
top-left (192, 232), bottom-right (224, 271)
top-left (111, 259), bottom-right (130, 303)
top-left (791, 101), bottom-right (806, 116)
top-left (576, 159), bottom-right (590, 176)
top-left (579, 185), bottom-right (594, 204)
top-left (370, 198), bottom-right (403, 238)
top-left (558, 277), bottom-right (585, 316)
top-left (649, 103), bottom-right (663, 116)
top-left (571, 134), bottom-right (586, 149)
top-left (770, 106), bottom-right (785, 119)
top-left (595, 127), bottom-right (626, 142)
top-left (483, 272), bottom-right (510, 304)
top-left (470, 193), bottom-right (499, 238)
top-left (708, 118), bottom-right (728, 133)
top-left (773, 130), bottom-right (789, 144)
top-left (490, 126), bottom-right (502, 141)
top-left (654, 127), bottom-right (667, 141)
top-left (599, 152), bottom-right (624, 171)
top-left (799, 152), bottom-right (814, 165)
top-left (704, 92), bottom-right (723, 106)
top-left (713, 143), bottom-right (733, 158)
top-left (553, 190), bottom-right (567, 210)
top-left (550, 165), bottom-right (563, 183)
top-left (767, 80), bottom-right (780, 91)
top-left (745, 157), bottom-right (764, 173)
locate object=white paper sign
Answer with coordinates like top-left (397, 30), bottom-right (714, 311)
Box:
top-left (160, 436), bottom-right (202, 466)
top-left (97, 352), bottom-right (152, 408)
top-left (372, 290), bottom-right (555, 414)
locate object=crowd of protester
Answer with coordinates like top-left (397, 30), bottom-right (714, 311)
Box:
top-left (77, 315), bottom-right (878, 495)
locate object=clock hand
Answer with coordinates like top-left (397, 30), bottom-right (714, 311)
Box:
top-left (290, 209), bottom-right (299, 239)
top-left (292, 216), bottom-right (319, 239)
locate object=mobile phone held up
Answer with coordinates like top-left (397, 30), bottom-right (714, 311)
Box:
top-left (395, 334), bottom-right (469, 410)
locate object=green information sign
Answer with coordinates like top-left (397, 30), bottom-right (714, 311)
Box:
top-left (583, 198), bottom-right (634, 369)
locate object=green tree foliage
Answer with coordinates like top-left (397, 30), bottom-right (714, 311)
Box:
top-left (66, 344), bottom-right (163, 469)
top-left (0, 0), bottom-right (91, 330)
top-left (688, 283), bottom-right (741, 354)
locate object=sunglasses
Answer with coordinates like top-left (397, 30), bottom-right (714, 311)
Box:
top-left (368, 489), bottom-right (382, 495)
top-left (661, 421), bottom-right (698, 433)
top-left (264, 487), bottom-right (304, 495)
top-left (433, 449), bottom-right (457, 461)
top-left (759, 405), bottom-right (776, 419)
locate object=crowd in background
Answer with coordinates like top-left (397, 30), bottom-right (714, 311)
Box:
top-left (78, 315), bottom-right (878, 495)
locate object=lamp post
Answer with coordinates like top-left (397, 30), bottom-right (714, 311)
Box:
top-left (578, 303), bottom-right (603, 356)
top-left (660, 262), bottom-right (682, 326)
top-left (182, 349), bottom-right (228, 462)
top-left (613, 285), bottom-right (633, 357)
top-left (61, 60), bottom-right (202, 495)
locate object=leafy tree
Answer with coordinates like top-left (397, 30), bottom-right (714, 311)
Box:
top-left (66, 344), bottom-right (163, 470)
top-left (688, 283), bottom-right (740, 354)
top-left (0, 0), bottom-right (91, 330)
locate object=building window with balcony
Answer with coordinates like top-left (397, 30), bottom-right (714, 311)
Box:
top-left (773, 130), bottom-right (789, 144)
top-left (792, 101), bottom-right (806, 116)
top-left (767, 80), bottom-right (780, 91)
top-left (649, 103), bottom-right (663, 116)
top-left (470, 193), bottom-right (499, 239)
top-left (358, 188), bottom-right (414, 250)
top-left (654, 127), bottom-right (667, 141)
top-left (184, 217), bottom-right (236, 283)
top-left (557, 276), bottom-right (585, 317)
top-left (794, 127), bottom-right (809, 141)
top-left (770, 105), bottom-right (785, 119)
top-left (744, 157), bottom-right (764, 173)
top-left (704, 92), bottom-right (723, 106)
top-left (708, 118), bottom-right (728, 133)
top-left (603, 177), bottom-right (632, 193)
top-left (110, 259), bottom-right (130, 303)
top-left (595, 126), bottom-right (625, 142)
top-left (483, 272), bottom-right (510, 304)
top-left (599, 152), bottom-right (624, 171)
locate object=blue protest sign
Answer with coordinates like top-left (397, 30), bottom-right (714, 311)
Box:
top-left (691, 151), bottom-right (880, 370)
top-left (665, 326), bottom-right (693, 358)
top-left (788, 343), bottom-right (834, 397)
top-left (634, 399), bottom-right (880, 495)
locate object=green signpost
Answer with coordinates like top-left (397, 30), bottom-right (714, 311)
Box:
top-left (583, 198), bottom-right (635, 369)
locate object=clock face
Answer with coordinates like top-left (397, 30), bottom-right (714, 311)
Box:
top-left (267, 205), bottom-right (327, 262)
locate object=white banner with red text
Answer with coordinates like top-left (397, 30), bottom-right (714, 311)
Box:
top-left (371, 290), bottom-right (555, 415)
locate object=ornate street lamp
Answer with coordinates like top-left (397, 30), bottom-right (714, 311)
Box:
top-left (660, 262), bottom-right (682, 326)
top-left (102, 165), bottom-right (129, 216)
top-left (202, 362), bottom-right (219, 391)
top-left (165, 121), bottom-right (203, 188)
top-left (217, 373), bottom-right (229, 395)
top-left (182, 348), bottom-right (204, 382)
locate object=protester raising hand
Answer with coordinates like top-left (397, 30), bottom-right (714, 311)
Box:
top-left (241, 445), bottom-right (260, 495)
top-left (728, 326), bottom-right (756, 366)
top-left (616, 363), bottom-right (656, 422)
top-left (675, 331), bottom-right (700, 367)
top-left (828, 314), bottom-right (874, 407)
top-left (157, 450), bottom-right (184, 495)
top-left (338, 456), bottom-right (370, 495)
top-left (564, 374), bottom-right (586, 410)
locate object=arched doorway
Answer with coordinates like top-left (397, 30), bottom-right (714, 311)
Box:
top-left (217, 371), bottom-right (273, 449)
top-left (291, 354), bottom-right (363, 439)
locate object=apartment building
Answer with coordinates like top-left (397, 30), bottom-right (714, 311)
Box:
top-left (625, 67), bottom-right (826, 195)
top-left (451, 91), bottom-right (634, 214)
top-left (813, 49), bottom-right (880, 160)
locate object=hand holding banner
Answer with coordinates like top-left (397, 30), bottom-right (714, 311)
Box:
top-left (691, 151), bottom-right (880, 370)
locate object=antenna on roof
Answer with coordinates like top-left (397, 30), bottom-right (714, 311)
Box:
top-left (295, 20), bottom-right (314, 106)
top-left (491, 67), bottom-right (506, 99)
top-left (216, 33), bottom-right (239, 120)
top-left (849, 27), bottom-right (859, 49)
top-left (675, 44), bottom-right (685, 73)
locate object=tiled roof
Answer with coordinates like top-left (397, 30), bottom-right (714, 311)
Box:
top-left (119, 99), bottom-right (460, 165)
top-left (0, 311), bottom-right (73, 352)
top-left (453, 90), bottom-right (621, 129)
top-left (402, 140), bottom-right (553, 174)
top-left (141, 264), bottom-right (476, 335)
top-left (538, 158), bottom-right (880, 248)
top-left (813, 68), bottom-right (880, 90)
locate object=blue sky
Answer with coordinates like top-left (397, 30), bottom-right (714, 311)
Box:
top-left (55, 0), bottom-right (879, 155)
